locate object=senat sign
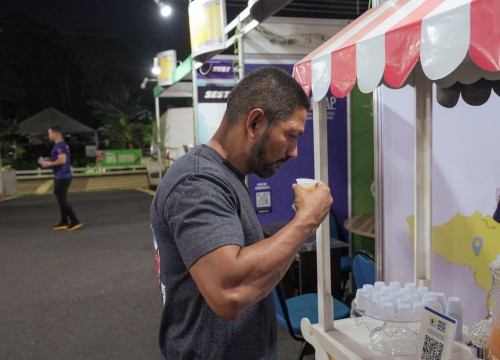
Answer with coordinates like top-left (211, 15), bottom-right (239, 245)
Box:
top-left (198, 86), bottom-right (233, 103)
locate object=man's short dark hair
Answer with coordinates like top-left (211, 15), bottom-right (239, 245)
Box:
top-left (49, 125), bottom-right (63, 134)
top-left (224, 66), bottom-right (310, 127)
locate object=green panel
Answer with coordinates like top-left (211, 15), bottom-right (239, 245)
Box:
top-left (100, 149), bottom-right (142, 167)
top-left (153, 86), bottom-right (164, 98)
top-left (350, 87), bottom-right (375, 254)
top-left (173, 55), bottom-right (192, 84)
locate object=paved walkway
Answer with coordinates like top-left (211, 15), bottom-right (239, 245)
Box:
top-left (15, 174), bottom-right (151, 197)
top-left (0, 190), bottom-right (161, 359)
top-left (0, 189), bottom-right (308, 359)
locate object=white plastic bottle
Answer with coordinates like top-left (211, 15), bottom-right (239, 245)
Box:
top-left (446, 297), bottom-right (463, 341)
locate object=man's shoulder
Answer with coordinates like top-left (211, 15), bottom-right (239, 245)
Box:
top-left (54, 142), bottom-right (68, 151)
top-left (157, 146), bottom-right (228, 195)
top-left (168, 146), bottom-right (226, 179)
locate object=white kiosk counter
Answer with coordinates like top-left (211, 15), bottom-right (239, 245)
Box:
top-left (292, 0), bottom-right (500, 357)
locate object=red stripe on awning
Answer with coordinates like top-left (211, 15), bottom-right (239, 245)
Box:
top-left (330, 0), bottom-right (411, 98)
top-left (293, 61), bottom-right (312, 96)
top-left (384, 0), bottom-right (445, 88)
top-left (294, 0), bottom-right (500, 100)
top-left (470, 0), bottom-right (500, 71)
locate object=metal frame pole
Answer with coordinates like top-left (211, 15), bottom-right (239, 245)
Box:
top-left (192, 60), bottom-right (199, 145)
top-left (155, 95), bottom-right (163, 180)
top-left (373, 87), bottom-right (384, 281)
top-left (414, 65), bottom-right (433, 288)
top-left (313, 98), bottom-right (334, 331)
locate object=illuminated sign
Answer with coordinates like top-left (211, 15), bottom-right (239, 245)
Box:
top-left (188, 0), bottom-right (227, 63)
top-left (157, 50), bottom-right (177, 87)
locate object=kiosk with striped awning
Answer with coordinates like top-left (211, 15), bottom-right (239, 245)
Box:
top-left (292, 1), bottom-right (500, 358)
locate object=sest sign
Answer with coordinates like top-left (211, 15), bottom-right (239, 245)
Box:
top-left (198, 86), bottom-right (233, 103)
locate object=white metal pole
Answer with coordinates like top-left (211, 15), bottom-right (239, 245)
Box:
top-left (192, 60), bottom-right (199, 145)
top-left (155, 95), bottom-right (163, 180)
top-left (238, 22), bottom-right (245, 81)
top-left (373, 87), bottom-right (384, 281)
top-left (346, 93), bottom-right (354, 290)
top-left (313, 98), bottom-right (334, 331)
top-left (414, 64), bottom-right (433, 288)
top-left (372, 0), bottom-right (385, 283)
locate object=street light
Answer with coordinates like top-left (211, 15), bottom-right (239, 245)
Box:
top-left (140, 77), bottom-right (157, 89)
top-left (159, 3), bottom-right (172, 17)
top-left (151, 57), bottom-right (161, 75)
top-left (152, 0), bottom-right (172, 17)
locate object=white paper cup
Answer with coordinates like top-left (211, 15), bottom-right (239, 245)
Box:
top-left (355, 289), bottom-right (369, 311)
top-left (397, 295), bottom-right (411, 308)
top-left (398, 304), bottom-right (413, 321)
top-left (447, 296), bottom-right (462, 314)
top-left (372, 291), bottom-right (383, 303)
top-left (362, 284), bottom-right (374, 294)
top-left (380, 302), bottom-right (395, 321)
top-left (435, 292), bottom-right (447, 311)
top-left (417, 286), bottom-right (429, 297)
top-left (413, 301), bottom-right (425, 321)
top-left (404, 282), bottom-right (417, 292)
top-left (379, 295), bottom-right (394, 306)
top-left (366, 298), bottom-right (380, 317)
top-left (389, 281), bottom-right (401, 293)
top-left (296, 178), bottom-right (319, 189)
top-left (408, 293), bottom-right (420, 306)
top-left (374, 281), bottom-right (385, 291)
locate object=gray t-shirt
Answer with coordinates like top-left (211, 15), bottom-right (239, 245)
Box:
top-left (151, 144), bottom-right (277, 360)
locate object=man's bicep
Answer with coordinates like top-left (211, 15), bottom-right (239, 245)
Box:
top-left (57, 153), bottom-right (67, 164)
top-left (189, 244), bottom-right (240, 293)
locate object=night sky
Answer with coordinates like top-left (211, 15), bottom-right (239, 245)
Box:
top-left (2, 0), bottom-right (193, 82)
top-left (0, 0), bottom-right (201, 126)
top-left (0, 0), bottom-right (252, 126)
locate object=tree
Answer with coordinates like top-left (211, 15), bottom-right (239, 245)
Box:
top-left (90, 89), bottom-right (152, 149)
top-left (0, 112), bottom-right (22, 159)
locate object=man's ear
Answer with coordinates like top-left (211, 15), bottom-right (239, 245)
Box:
top-left (246, 108), bottom-right (266, 138)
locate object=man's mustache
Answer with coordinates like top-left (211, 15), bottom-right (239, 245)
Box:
top-left (273, 157), bottom-right (290, 165)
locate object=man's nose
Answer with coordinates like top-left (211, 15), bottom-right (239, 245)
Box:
top-left (286, 142), bottom-right (298, 159)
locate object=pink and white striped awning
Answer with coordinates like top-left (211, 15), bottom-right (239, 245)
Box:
top-left (293, 0), bottom-right (500, 101)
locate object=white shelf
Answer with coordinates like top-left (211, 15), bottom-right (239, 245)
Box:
top-left (301, 317), bottom-right (472, 360)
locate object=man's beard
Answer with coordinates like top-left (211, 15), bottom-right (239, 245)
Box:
top-left (248, 128), bottom-right (289, 178)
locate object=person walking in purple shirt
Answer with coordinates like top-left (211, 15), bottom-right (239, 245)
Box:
top-left (42, 126), bottom-right (83, 231)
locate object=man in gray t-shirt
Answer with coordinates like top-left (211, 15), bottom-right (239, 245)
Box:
top-left (151, 67), bottom-right (333, 359)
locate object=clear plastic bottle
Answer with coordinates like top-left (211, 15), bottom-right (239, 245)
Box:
top-left (489, 255), bottom-right (500, 358)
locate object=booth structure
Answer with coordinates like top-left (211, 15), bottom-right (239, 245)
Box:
top-left (292, 0), bottom-right (500, 358)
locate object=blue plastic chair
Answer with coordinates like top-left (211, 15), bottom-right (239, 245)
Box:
top-left (273, 283), bottom-right (350, 359)
top-left (352, 250), bottom-right (375, 290)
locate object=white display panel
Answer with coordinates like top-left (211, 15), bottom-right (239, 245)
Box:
top-left (381, 84), bottom-right (500, 325)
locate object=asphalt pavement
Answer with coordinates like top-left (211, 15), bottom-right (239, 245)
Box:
top-left (0, 190), bottom-right (161, 359)
top-left (0, 189), bottom-right (309, 360)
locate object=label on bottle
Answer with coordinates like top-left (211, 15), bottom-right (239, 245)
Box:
top-left (416, 306), bottom-right (457, 360)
